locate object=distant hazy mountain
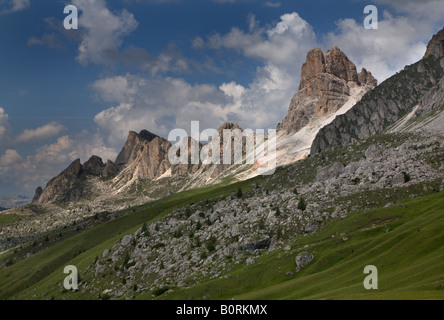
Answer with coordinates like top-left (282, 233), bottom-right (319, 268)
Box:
top-left (0, 195), bottom-right (30, 209)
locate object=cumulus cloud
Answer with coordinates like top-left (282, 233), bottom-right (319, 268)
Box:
top-left (264, 1), bottom-right (281, 8)
top-left (0, 149), bottom-right (22, 166)
top-left (25, 0), bottom-right (191, 75)
top-left (0, 0), bottom-right (30, 14)
top-left (372, 0), bottom-right (444, 22)
top-left (91, 65), bottom-right (297, 149)
top-left (219, 81), bottom-right (245, 99)
top-left (72, 0), bottom-right (139, 65)
top-left (207, 12), bottom-right (317, 66)
top-left (182, 12), bottom-right (318, 129)
top-left (324, 8), bottom-right (443, 82)
top-left (16, 122), bottom-right (67, 143)
top-left (93, 74), bottom-right (228, 147)
top-left (86, 13), bottom-right (318, 152)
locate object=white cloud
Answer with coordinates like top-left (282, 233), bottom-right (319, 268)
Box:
top-left (192, 37), bottom-right (205, 49)
top-left (184, 12), bottom-right (318, 129)
top-left (16, 122), bottom-right (67, 143)
top-left (372, 0), bottom-right (444, 22)
top-left (91, 63), bottom-right (297, 148)
top-left (207, 12), bottom-right (317, 66)
top-left (73, 0), bottom-right (139, 65)
top-left (0, 0), bottom-right (30, 14)
top-left (0, 107), bottom-right (9, 141)
top-left (264, 1), bottom-right (281, 8)
top-left (86, 13), bottom-right (318, 153)
top-left (0, 149), bottom-right (22, 166)
top-left (219, 81), bottom-right (245, 99)
top-left (57, 0), bottom-right (192, 75)
top-left (30, 133), bottom-right (117, 167)
top-left (324, 9), bottom-right (442, 82)
top-left (93, 75), bottom-right (138, 103)
top-left (93, 75), bottom-right (228, 147)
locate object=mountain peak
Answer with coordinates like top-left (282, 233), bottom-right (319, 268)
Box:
top-left (138, 129), bottom-right (159, 142)
top-left (311, 28), bottom-right (444, 155)
top-left (424, 27), bottom-right (444, 60)
top-left (278, 46), bottom-right (377, 133)
top-left (299, 46), bottom-right (376, 92)
top-left (217, 122), bottom-right (242, 134)
top-left (115, 130), bottom-right (159, 166)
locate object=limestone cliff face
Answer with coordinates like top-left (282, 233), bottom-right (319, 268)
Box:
top-left (115, 130), bottom-right (159, 167)
top-left (33, 159), bottom-right (82, 204)
top-left (32, 123), bottom-right (251, 204)
top-left (424, 27), bottom-right (444, 60)
top-left (310, 27), bottom-right (444, 155)
top-left (83, 156), bottom-right (105, 176)
top-left (32, 155), bottom-right (119, 204)
top-left (117, 130), bottom-right (172, 180)
top-left (278, 47), bottom-right (377, 133)
top-left (32, 186), bottom-right (43, 204)
top-left (103, 160), bottom-right (118, 178)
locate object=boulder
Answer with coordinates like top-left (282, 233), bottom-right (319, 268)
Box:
top-left (295, 252), bottom-right (314, 272)
top-left (316, 162), bottom-right (345, 182)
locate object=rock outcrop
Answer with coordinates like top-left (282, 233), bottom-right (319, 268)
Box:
top-left (117, 130), bottom-right (172, 181)
top-left (115, 130), bottom-right (159, 167)
top-left (32, 155), bottom-right (121, 204)
top-left (103, 160), bottom-right (118, 178)
top-left (424, 27), bottom-right (444, 60)
top-left (31, 122), bottom-right (253, 204)
top-left (33, 159), bottom-right (82, 204)
top-left (295, 252), bottom-right (314, 272)
top-left (32, 186), bottom-right (43, 204)
top-left (83, 156), bottom-right (105, 176)
top-left (278, 47), bottom-right (377, 133)
top-left (310, 27), bottom-right (444, 155)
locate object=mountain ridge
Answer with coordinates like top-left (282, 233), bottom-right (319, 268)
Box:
top-left (31, 47), bottom-right (378, 205)
top-left (310, 27), bottom-right (444, 155)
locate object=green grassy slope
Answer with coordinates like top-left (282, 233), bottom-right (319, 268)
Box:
top-left (160, 190), bottom-right (444, 300)
top-left (0, 214), bottom-right (21, 227)
top-left (2, 186), bottom-right (444, 300)
top-left (0, 179), bottom-right (255, 300)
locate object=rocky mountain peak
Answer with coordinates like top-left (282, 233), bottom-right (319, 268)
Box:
top-left (32, 186), bottom-right (43, 203)
top-left (311, 27), bottom-right (444, 155)
top-left (299, 46), bottom-right (376, 92)
top-left (424, 27), bottom-right (444, 60)
top-left (103, 160), bottom-right (118, 178)
top-left (83, 155), bottom-right (105, 176)
top-left (115, 130), bottom-right (159, 166)
top-left (358, 68), bottom-right (378, 88)
top-left (323, 46), bottom-right (359, 83)
top-left (278, 46), bottom-right (377, 133)
top-left (217, 122), bottom-right (242, 134)
top-left (32, 159), bottom-right (82, 204)
top-left (138, 129), bottom-right (159, 142)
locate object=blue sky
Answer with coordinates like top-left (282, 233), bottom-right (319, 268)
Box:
top-left (0, 0), bottom-right (443, 197)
